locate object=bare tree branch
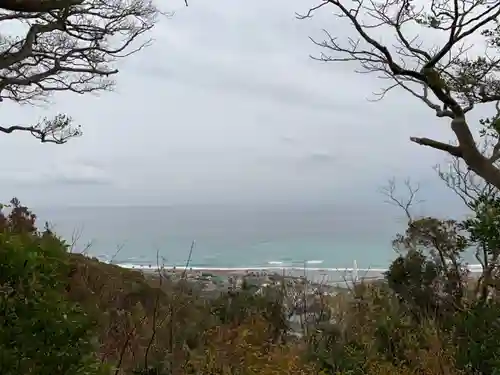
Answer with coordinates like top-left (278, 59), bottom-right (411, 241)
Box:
top-left (0, 0), bottom-right (161, 143)
top-left (435, 137), bottom-right (499, 209)
top-left (410, 136), bottom-right (462, 157)
top-left (0, 0), bottom-right (189, 13)
top-left (0, 114), bottom-right (80, 144)
top-left (300, 0), bottom-right (500, 191)
top-left (379, 177), bottom-right (423, 224)
top-left (0, 0), bottom-right (82, 13)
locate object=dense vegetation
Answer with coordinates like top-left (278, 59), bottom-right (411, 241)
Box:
top-left (2, 0), bottom-right (500, 374)
top-left (1, 192), bottom-right (500, 375)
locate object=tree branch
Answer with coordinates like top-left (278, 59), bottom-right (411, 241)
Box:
top-left (0, 115), bottom-right (81, 144)
top-left (0, 0), bottom-right (160, 144)
top-left (410, 137), bottom-right (462, 158)
top-left (301, 0), bottom-right (500, 190)
top-left (0, 0), bottom-right (82, 12)
top-left (379, 177), bottom-right (423, 224)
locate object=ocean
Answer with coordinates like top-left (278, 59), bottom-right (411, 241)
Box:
top-left (33, 203), bottom-right (481, 280)
top-left (33, 204), bottom-right (405, 272)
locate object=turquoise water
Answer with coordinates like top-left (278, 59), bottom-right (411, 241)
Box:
top-left (33, 204), bottom-right (419, 270)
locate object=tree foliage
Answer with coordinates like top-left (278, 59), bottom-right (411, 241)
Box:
top-left (0, 0), bottom-right (158, 143)
top-left (0, 198), bottom-right (105, 375)
top-left (302, 182), bottom-right (500, 375)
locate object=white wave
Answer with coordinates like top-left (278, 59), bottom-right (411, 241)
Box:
top-left (468, 264), bottom-right (483, 270)
top-left (116, 263), bottom-right (382, 273)
top-left (114, 262), bottom-right (485, 274)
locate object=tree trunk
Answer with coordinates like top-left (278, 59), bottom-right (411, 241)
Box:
top-left (452, 117), bottom-right (500, 191)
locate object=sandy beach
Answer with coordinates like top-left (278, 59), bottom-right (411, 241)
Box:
top-left (126, 264), bottom-right (386, 284)
top-left (124, 262), bottom-right (485, 297)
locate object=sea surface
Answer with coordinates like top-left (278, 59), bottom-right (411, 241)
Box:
top-left (33, 204), bottom-right (477, 275)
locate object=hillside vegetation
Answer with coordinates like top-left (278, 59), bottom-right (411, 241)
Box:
top-left (1, 197), bottom-right (500, 375)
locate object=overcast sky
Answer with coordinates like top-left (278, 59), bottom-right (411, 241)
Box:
top-left (0, 0), bottom-right (490, 213)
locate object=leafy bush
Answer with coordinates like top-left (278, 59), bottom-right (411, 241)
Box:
top-left (307, 281), bottom-right (458, 375)
top-left (0, 198), bottom-right (105, 375)
top-left (306, 191), bottom-right (500, 375)
top-left (209, 288), bottom-right (288, 342)
top-left (188, 316), bottom-right (314, 375)
top-left (451, 300), bottom-right (500, 374)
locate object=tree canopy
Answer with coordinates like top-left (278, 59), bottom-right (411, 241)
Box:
top-left (0, 0), bottom-right (158, 143)
top-left (0, 0), bottom-right (83, 13)
top-left (302, 0), bottom-right (500, 189)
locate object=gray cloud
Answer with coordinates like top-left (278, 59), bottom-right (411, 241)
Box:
top-left (42, 175), bottom-right (112, 186)
top-left (6, 160), bottom-right (112, 187)
top-left (0, 0), bottom-right (479, 209)
top-left (305, 151), bottom-right (335, 164)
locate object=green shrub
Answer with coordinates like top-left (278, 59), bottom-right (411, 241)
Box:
top-left (450, 300), bottom-right (500, 374)
top-left (0, 198), bottom-right (106, 375)
top-left (209, 288), bottom-right (288, 342)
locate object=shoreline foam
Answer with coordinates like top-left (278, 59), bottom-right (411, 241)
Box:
top-left (113, 262), bottom-right (484, 273)
top-left (107, 262), bottom-right (484, 286)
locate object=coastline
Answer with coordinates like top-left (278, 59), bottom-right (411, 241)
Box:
top-left (115, 262), bottom-right (484, 284)
top-left (103, 261), bottom-right (485, 300)
top-left (120, 264), bottom-right (384, 285)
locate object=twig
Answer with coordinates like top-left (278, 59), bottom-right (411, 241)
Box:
top-left (114, 315), bottom-right (147, 375)
top-left (110, 243), bottom-right (126, 265)
top-left (379, 177), bottom-right (423, 223)
top-left (181, 240), bottom-right (196, 280)
top-left (143, 249), bottom-right (164, 370)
